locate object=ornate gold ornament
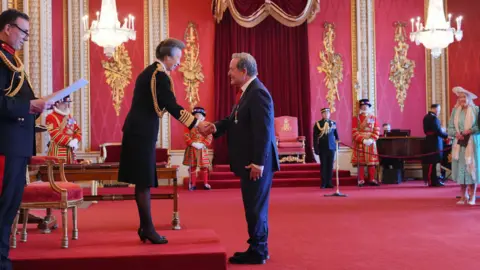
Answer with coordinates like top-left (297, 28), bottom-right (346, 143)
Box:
top-left (317, 22), bottom-right (344, 114)
top-left (178, 22), bottom-right (204, 111)
top-left (101, 44), bottom-right (132, 116)
top-left (389, 22), bottom-right (415, 112)
top-left (282, 118), bottom-right (292, 132)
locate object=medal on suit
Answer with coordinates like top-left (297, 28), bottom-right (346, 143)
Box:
top-left (234, 106), bottom-right (239, 124)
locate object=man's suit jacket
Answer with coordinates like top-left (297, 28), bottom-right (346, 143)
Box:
top-left (214, 78), bottom-right (280, 176)
top-left (423, 112), bottom-right (448, 164)
top-left (0, 43), bottom-right (37, 157)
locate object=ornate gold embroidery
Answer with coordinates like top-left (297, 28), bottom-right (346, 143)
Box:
top-left (316, 121), bottom-right (331, 139)
top-left (281, 118), bottom-right (292, 132)
top-left (179, 109), bottom-right (195, 127)
top-left (151, 62), bottom-right (175, 118)
top-left (0, 50), bottom-right (33, 97)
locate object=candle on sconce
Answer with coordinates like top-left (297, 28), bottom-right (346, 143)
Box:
top-left (124, 17), bottom-right (127, 28)
top-left (448, 14), bottom-right (452, 27)
top-left (456, 16), bottom-right (463, 30)
top-left (132, 16), bottom-right (135, 29)
top-left (96, 11), bottom-right (99, 24)
top-left (410, 18), bottom-right (414, 32)
top-left (416, 17), bottom-right (421, 31)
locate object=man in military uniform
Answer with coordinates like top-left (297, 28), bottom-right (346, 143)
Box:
top-left (0, 9), bottom-right (53, 270)
top-left (46, 96), bottom-right (82, 164)
top-left (422, 104), bottom-right (448, 187)
top-left (313, 108), bottom-right (339, 189)
top-left (118, 38), bottom-right (210, 245)
top-left (351, 99), bottom-right (380, 186)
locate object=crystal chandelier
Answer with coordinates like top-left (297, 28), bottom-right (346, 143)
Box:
top-left (409, 0), bottom-right (463, 58)
top-left (82, 0), bottom-right (136, 58)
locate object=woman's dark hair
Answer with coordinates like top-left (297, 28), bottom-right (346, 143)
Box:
top-left (155, 38), bottom-right (185, 60)
top-left (0, 9), bottom-right (29, 31)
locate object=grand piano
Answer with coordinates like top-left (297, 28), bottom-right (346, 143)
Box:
top-left (376, 130), bottom-right (425, 184)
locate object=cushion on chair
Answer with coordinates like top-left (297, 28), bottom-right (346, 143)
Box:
top-left (102, 145), bottom-right (122, 163)
top-left (29, 156), bottom-right (60, 165)
top-left (22, 182), bottom-right (83, 203)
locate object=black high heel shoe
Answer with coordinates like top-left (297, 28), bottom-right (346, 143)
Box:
top-left (137, 228), bottom-right (168, 244)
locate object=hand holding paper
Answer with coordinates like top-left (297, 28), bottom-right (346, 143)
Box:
top-left (44, 79), bottom-right (89, 103)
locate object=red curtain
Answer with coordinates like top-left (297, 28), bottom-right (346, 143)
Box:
top-left (213, 3), bottom-right (312, 164)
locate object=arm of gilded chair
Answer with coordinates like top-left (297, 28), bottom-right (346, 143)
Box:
top-left (45, 160), bottom-right (68, 200)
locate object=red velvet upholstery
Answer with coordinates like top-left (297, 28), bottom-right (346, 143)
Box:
top-left (274, 116), bottom-right (306, 163)
top-left (30, 156), bottom-right (60, 165)
top-left (22, 182), bottom-right (83, 203)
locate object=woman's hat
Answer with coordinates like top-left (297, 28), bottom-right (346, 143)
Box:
top-left (358, 99), bottom-right (371, 107)
top-left (192, 106), bottom-right (206, 117)
top-left (453, 86), bottom-right (478, 100)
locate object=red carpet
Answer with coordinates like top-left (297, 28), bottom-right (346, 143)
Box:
top-left (10, 182), bottom-right (480, 270)
top-left (185, 163), bottom-right (357, 189)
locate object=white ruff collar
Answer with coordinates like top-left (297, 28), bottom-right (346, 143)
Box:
top-left (54, 107), bottom-right (70, 116)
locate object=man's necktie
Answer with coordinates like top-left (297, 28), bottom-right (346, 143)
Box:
top-left (235, 89), bottom-right (242, 105)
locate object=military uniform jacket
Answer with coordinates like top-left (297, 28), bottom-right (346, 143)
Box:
top-left (0, 41), bottom-right (37, 157)
top-left (118, 62), bottom-right (197, 187)
top-left (46, 109), bottom-right (82, 164)
top-left (313, 119), bottom-right (339, 154)
top-left (423, 112), bottom-right (448, 164)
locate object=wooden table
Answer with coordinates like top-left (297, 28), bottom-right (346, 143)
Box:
top-left (35, 162), bottom-right (181, 231)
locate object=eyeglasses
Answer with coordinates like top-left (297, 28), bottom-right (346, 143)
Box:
top-left (10, 24), bottom-right (29, 37)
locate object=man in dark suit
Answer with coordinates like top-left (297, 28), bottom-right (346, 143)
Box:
top-left (207, 52), bottom-right (279, 265)
top-left (0, 9), bottom-right (53, 270)
top-left (313, 108), bottom-right (339, 189)
top-left (118, 38), bottom-right (210, 245)
top-left (422, 104), bottom-right (448, 187)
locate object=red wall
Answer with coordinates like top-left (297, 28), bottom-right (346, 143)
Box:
top-left (169, 0), bottom-right (215, 150)
top-left (448, 0), bottom-right (480, 109)
top-left (51, 0), bottom-right (64, 91)
top-left (375, 0), bottom-right (426, 136)
top-left (308, 0), bottom-right (353, 144)
top-left (88, 0), bottom-right (145, 150)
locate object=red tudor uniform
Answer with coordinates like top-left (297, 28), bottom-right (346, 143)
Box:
top-left (183, 107), bottom-right (213, 190)
top-left (351, 99), bottom-right (380, 186)
top-left (46, 96), bottom-right (82, 164)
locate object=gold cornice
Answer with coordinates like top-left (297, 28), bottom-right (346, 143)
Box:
top-left (351, 0), bottom-right (358, 116)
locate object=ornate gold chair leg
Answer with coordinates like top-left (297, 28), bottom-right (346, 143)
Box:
top-left (61, 208), bottom-right (68, 248)
top-left (72, 206), bottom-right (78, 240)
top-left (10, 210), bottom-right (20, 248)
top-left (21, 209), bottom-right (29, 242)
top-left (303, 154), bottom-right (306, 164)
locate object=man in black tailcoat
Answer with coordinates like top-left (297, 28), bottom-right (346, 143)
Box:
top-left (205, 52), bottom-right (279, 265)
top-left (313, 108), bottom-right (339, 189)
top-left (0, 9), bottom-right (53, 270)
top-left (422, 104), bottom-right (448, 187)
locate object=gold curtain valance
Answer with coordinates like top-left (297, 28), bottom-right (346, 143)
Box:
top-left (213, 0), bottom-right (320, 28)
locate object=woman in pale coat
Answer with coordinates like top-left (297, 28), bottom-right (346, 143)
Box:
top-left (447, 86), bottom-right (479, 205)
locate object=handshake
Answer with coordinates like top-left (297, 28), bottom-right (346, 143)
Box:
top-left (197, 121), bottom-right (216, 136)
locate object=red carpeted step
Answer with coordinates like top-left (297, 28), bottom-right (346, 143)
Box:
top-left (11, 229), bottom-right (227, 270)
top-left (213, 163), bottom-right (324, 172)
top-left (184, 177), bottom-right (358, 189)
top-left (209, 170), bottom-right (350, 180)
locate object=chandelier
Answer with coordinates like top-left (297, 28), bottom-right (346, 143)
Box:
top-left (409, 0), bottom-right (463, 58)
top-left (82, 0), bottom-right (136, 57)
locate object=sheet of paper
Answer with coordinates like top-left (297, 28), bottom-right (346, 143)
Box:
top-left (44, 78), bottom-right (89, 102)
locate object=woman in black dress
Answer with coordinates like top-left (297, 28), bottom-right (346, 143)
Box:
top-left (118, 38), bottom-right (207, 244)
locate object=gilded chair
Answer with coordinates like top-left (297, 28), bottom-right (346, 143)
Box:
top-left (10, 159), bottom-right (83, 249)
top-left (274, 116), bottom-right (306, 163)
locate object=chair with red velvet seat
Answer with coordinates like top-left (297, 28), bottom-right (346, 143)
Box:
top-left (10, 159), bottom-right (83, 249)
top-left (274, 116), bottom-right (306, 163)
